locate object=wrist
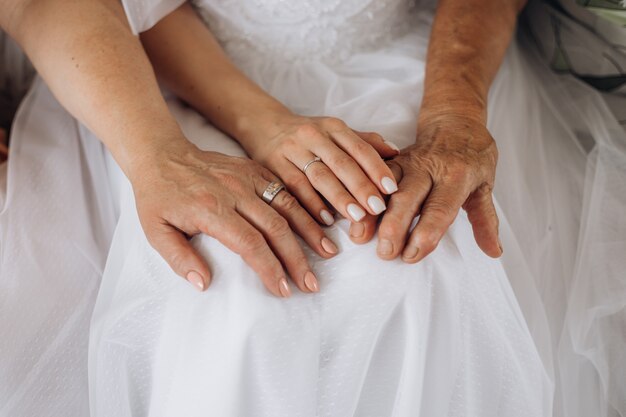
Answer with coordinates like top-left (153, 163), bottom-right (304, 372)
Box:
top-left (234, 104), bottom-right (298, 158)
top-left (420, 74), bottom-right (488, 125)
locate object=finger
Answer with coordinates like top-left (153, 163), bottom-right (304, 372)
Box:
top-left (201, 212), bottom-right (291, 298)
top-left (307, 143), bottom-right (387, 216)
top-left (239, 193), bottom-right (319, 294)
top-left (348, 214), bottom-right (378, 244)
top-left (294, 151), bottom-right (368, 222)
top-left (352, 130), bottom-right (401, 158)
top-left (401, 183), bottom-right (468, 263)
top-left (278, 160), bottom-right (335, 226)
top-left (270, 186), bottom-right (338, 259)
top-left (376, 170), bottom-right (430, 260)
top-left (463, 183), bottom-right (502, 258)
top-left (330, 129), bottom-right (399, 195)
top-left (144, 222), bottom-right (211, 292)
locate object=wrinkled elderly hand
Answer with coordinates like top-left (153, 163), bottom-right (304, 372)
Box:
top-left (244, 115), bottom-right (400, 226)
top-left (350, 113), bottom-right (502, 262)
top-left (130, 139), bottom-right (338, 297)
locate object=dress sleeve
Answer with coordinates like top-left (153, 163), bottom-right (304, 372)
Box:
top-left (121, 0), bottom-right (186, 34)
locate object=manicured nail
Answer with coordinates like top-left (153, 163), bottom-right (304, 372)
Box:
top-left (384, 140), bottom-right (400, 152)
top-left (304, 271), bottom-right (319, 293)
top-left (350, 222), bottom-right (365, 238)
top-left (367, 196), bottom-right (386, 214)
top-left (320, 209), bottom-right (335, 226)
top-left (278, 278), bottom-right (291, 298)
top-left (381, 176), bottom-right (398, 194)
top-left (378, 239), bottom-right (393, 256)
top-left (186, 271), bottom-right (205, 291)
top-left (347, 203), bottom-right (366, 222)
top-left (321, 237), bottom-right (338, 254)
top-left (402, 245), bottom-right (419, 261)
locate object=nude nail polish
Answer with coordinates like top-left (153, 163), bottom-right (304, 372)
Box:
top-left (278, 278), bottom-right (291, 297)
top-left (186, 271), bottom-right (205, 292)
top-left (378, 239), bottom-right (393, 256)
top-left (350, 222), bottom-right (365, 238)
top-left (304, 271), bottom-right (319, 292)
top-left (402, 245), bottom-right (419, 261)
top-left (321, 237), bottom-right (338, 254)
top-left (367, 196), bottom-right (386, 215)
top-left (347, 203), bottom-right (366, 222)
top-left (381, 176), bottom-right (398, 194)
top-left (320, 209), bottom-right (335, 226)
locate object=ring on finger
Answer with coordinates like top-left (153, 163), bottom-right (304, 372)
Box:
top-left (302, 156), bottom-right (323, 174)
top-left (262, 181), bottom-right (286, 204)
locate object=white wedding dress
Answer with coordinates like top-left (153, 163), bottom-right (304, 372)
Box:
top-left (1, 0), bottom-right (624, 416)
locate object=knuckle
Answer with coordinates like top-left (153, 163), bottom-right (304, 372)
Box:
top-left (323, 117), bottom-right (346, 131)
top-left (295, 123), bottom-right (320, 138)
top-left (238, 230), bottom-right (266, 253)
top-left (265, 215), bottom-right (290, 237)
top-left (328, 154), bottom-right (354, 170)
top-left (276, 192), bottom-right (301, 212)
top-left (307, 164), bottom-right (329, 183)
top-left (350, 139), bottom-right (373, 156)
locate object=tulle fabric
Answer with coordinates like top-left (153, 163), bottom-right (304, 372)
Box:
top-left (0, 79), bottom-right (117, 416)
top-left (88, 2), bottom-right (550, 416)
top-left (489, 33), bottom-right (626, 416)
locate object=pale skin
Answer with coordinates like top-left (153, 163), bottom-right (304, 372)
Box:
top-left (141, 0), bottom-right (525, 267)
top-left (0, 0), bottom-right (342, 296)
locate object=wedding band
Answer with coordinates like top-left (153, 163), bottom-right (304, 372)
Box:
top-left (262, 181), bottom-right (285, 204)
top-left (302, 156), bottom-right (322, 173)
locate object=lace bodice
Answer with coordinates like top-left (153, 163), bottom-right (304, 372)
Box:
top-left (193, 0), bottom-right (421, 65)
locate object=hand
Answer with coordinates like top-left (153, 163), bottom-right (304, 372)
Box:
top-left (352, 113), bottom-right (502, 261)
top-left (129, 139), bottom-right (339, 297)
top-left (244, 115), bottom-right (400, 226)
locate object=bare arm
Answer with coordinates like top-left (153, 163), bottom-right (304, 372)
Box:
top-left (374, 0), bottom-right (526, 262)
top-left (140, 3), bottom-right (400, 233)
top-left (0, 0), bottom-right (183, 177)
top-left (0, 0), bottom-right (334, 296)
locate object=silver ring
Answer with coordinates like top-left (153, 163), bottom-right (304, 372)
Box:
top-left (262, 181), bottom-right (285, 204)
top-left (302, 156), bottom-right (322, 173)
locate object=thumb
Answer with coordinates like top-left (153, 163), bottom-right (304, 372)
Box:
top-left (145, 223), bottom-right (212, 291)
top-left (353, 130), bottom-right (401, 158)
top-left (463, 184), bottom-right (502, 258)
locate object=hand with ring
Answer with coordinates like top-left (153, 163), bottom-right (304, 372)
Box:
top-left (129, 137), bottom-right (339, 297)
top-left (241, 114), bottom-right (401, 227)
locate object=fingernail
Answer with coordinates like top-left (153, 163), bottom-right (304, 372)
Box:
top-left (378, 239), bottom-right (393, 256)
top-left (350, 222), bottom-right (365, 238)
top-left (321, 237), bottom-right (338, 254)
top-left (381, 176), bottom-right (398, 194)
top-left (320, 209), bottom-right (335, 226)
top-left (498, 238), bottom-right (504, 255)
top-left (367, 196), bottom-right (386, 215)
top-left (186, 271), bottom-right (205, 292)
top-left (402, 245), bottom-right (419, 261)
top-left (278, 278), bottom-right (291, 298)
top-left (384, 140), bottom-right (400, 152)
top-left (347, 203), bottom-right (366, 222)
top-left (304, 271), bottom-right (319, 293)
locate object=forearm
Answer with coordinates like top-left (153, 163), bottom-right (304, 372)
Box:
top-left (420, 0), bottom-right (526, 123)
top-left (0, 0), bottom-right (185, 178)
top-left (139, 3), bottom-right (292, 155)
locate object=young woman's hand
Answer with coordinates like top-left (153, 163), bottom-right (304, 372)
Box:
top-left (129, 139), bottom-right (338, 297)
top-left (244, 114), bottom-right (400, 226)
